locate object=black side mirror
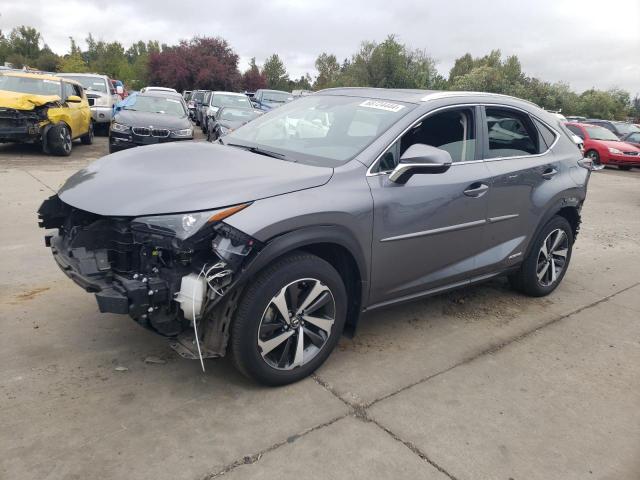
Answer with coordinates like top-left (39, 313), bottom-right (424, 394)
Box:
top-left (389, 144), bottom-right (452, 184)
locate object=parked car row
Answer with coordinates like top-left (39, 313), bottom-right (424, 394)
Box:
top-left (565, 120), bottom-right (640, 170)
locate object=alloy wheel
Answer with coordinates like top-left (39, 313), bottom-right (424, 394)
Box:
top-left (257, 278), bottom-right (335, 370)
top-left (536, 228), bottom-right (569, 287)
top-left (587, 150), bottom-right (601, 166)
top-left (61, 127), bottom-right (72, 153)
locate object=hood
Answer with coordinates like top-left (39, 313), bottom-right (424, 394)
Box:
top-left (596, 139), bottom-right (640, 152)
top-left (219, 119), bottom-right (249, 130)
top-left (0, 90), bottom-right (60, 110)
top-left (114, 110), bottom-right (190, 130)
top-left (58, 142), bottom-right (333, 216)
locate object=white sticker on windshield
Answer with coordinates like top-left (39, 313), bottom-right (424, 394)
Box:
top-left (43, 80), bottom-right (59, 84)
top-left (359, 99), bottom-right (405, 112)
top-left (166, 99), bottom-right (180, 103)
top-left (93, 82), bottom-right (103, 85)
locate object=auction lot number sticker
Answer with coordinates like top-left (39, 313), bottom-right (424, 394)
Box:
top-left (359, 99), bottom-right (405, 112)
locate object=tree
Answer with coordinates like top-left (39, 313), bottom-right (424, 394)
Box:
top-left (242, 57), bottom-right (267, 91)
top-left (35, 45), bottom-right (59, 71)
top-left (263, 54), bottom-right (289, 90)
top-left (9, 26), bottom-right (41, 63)
top-left (314, 53), bottom-right (340, 90)
top-left (148, 37), bottom-right (241, 91)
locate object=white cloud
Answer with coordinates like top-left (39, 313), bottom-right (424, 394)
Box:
top-left (1, 0), bottom-right (638, 93)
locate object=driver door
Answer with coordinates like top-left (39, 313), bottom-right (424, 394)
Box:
top-left (367, 106), bottom-right (492, 306)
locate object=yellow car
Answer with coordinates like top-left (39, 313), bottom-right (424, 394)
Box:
top-left (0, 71), bottom-right (93, 156)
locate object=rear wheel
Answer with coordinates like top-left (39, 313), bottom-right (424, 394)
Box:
top-left (230, 252), bottom-right (347, 386)
top-left (509, 216), bottom-right (573, 297)
top-left (80, 122), bottom-right (94, 145)
top-left (47, 124), bottom-right (72, 156)
top-left (585, 149), bottom-right (601, 167)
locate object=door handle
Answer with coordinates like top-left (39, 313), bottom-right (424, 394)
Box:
top-left (463, 183), bottom-right (489, 197)
top-left (541, 167), bottom-right (558, 179)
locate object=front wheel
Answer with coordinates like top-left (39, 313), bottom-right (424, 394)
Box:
top-left (47, 124), bottom-right (72, 156)
top-left (509, 216), bottom-right (574, 297)
top-left (230, 252), bottom-right (347, 386)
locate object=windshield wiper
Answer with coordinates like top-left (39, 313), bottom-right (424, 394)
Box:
top-left (225, 143), bottom-right (292, 161)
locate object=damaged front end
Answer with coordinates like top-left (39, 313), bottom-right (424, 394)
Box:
top-left (0, 105), bottom-right (49, 144)
top-left (38, 195), bottom-right (262, 360)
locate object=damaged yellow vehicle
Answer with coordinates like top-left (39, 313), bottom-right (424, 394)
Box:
top-left (0, 71), bottom-right (93, 156)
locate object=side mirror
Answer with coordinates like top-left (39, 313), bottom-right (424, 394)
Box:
top-left (66, 95), bottom-right (82, 103)
top-left (389, 144), bottom-right (452, 184)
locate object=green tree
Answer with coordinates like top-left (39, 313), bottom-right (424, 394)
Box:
top-left (314, 52), bottom-right (341, 90)
top-left (263, 53), bottom-right (289, 90)
top-left (8, 26), bottom-right (41, 63)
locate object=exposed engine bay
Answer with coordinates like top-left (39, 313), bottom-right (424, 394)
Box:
top-left (38, 195), bottom-right (261, 362)
top-left (0, 105), bottom-right (50, 143)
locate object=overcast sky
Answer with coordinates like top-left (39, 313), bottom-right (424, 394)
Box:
top-left (1, 0), bottom-right (638, 94)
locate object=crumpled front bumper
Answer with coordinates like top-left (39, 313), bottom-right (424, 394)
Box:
top-left (46, 233), bottom-right (170, 318)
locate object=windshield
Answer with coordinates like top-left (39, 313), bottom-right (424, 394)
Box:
top-left (224, 95), bottom-right (413, 166)
top-left (59, 75), bottom-right (107, 93)
top-left (211, 94), bottom-right (252, 109)
top-left (585, 125), bottom-right (620, 141)
top-left (193, 91), bottom-right (206, 102)
top-left (0, 75), bottom-right (61, 96)
top-left (219, 108), bottom-right (259, 122)
top-left (614, 123), bottom-right (640, 135)
top-left (262, 91), bottom-right (293, 103)
top-left (123, 95), bottom-right (186, 116)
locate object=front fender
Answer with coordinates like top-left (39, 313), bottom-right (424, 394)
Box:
top-left (238, 224), bottom-right (369, 306)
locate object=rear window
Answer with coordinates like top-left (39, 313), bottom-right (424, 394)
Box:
top-left (59, 75), bottom-right (107, 93)
top-left (485, 108), bottom-right (540, 158)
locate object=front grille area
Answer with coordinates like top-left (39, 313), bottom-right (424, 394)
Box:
top-left (151, 128), bottom-right (170, 137)
top-left (132, 127), bottom-right (170, 137)
top-left (0, 108), bottom-right (38, 129)
top-left (623, 152), bottom-right (638, 156)
top-left (132, 127), bottom-right (150, 136)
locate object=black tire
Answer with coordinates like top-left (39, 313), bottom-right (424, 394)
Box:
top-left (80, 122), bottom-right (94, 145)
top-left (207, 128), bottom-right (218, 142)
top-left (509, 216), bottom-right (574, 297)
top-left (47, 124), bottom-right (72, 156)
top-left (585, 149), bottom-right (601, 167)
top-left (108, 143), bottom-right (121, 154)
top-left (618, 165), bottom-right (632, 171)
top-left (230, 252), bottom-right (347, 386)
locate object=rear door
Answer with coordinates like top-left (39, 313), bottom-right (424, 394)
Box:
top-left (367, 105), bottom-right (492, 306)
top-left (480, 106), bottom-right (561, 272)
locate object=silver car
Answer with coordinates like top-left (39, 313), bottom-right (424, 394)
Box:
top-left (57, 73), bottom-right (119, 127)
top-left (38, 88), bottom-right (593, 385)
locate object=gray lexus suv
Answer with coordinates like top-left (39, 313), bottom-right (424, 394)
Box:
top-left (38, 88), bottom-right (593, 385)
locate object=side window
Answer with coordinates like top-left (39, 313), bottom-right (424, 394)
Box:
top-left (63, 82), bottom-right (75, 99)
top-left (485, 108), bottom-right (540, 158)
top-left (533, 118), bottom-right (558, 149)
top-left (566, 124), bottom-right (585, 140)
top-left (373, 107), bottom-right (476, 173)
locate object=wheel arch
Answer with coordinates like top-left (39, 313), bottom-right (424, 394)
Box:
top-left (524, 199), bottom-right (582, 259)
top-left (238, 225), bottom-right (369, 334)
top-left (42, 120), bottom-right (72, 154)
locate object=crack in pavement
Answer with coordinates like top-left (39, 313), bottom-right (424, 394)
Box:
top-left (199, 412), bottom-right (350, 479)
top-left (20, 168), bottom-right (57, 193)
top-left (196, 281), bottom-right (640, 479)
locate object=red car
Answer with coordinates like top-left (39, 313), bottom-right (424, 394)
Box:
top-left (565, 122), bottom-right (640, 170)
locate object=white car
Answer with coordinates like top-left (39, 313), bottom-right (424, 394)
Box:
top-left (141, 86), bottom-right (178, 94)
top-left (57, 73), bottom-right (119, 126)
